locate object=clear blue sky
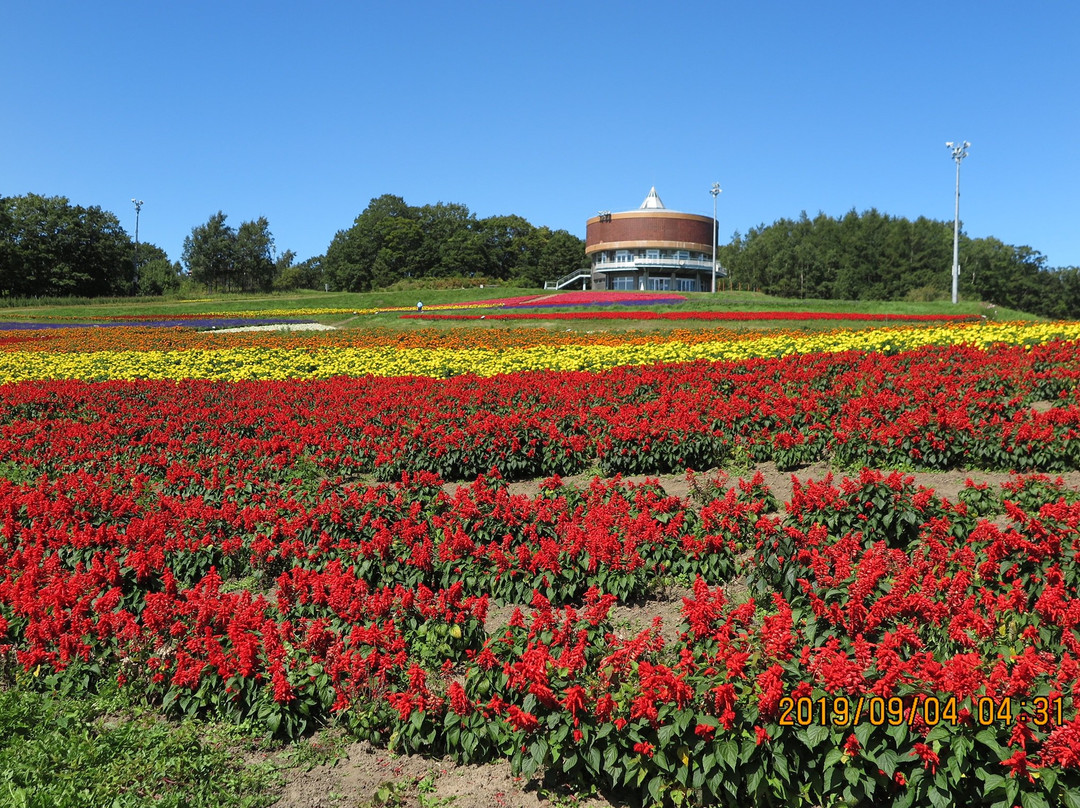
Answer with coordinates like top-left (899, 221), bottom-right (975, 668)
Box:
top-left (3, 1), bottom-right (1078, 270)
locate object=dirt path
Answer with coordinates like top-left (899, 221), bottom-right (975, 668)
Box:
top-left (273, 740), bottom-right (616, 808)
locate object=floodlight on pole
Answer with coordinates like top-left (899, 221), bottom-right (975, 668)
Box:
top-left (710, 182), bottom-right (721, 293)
top-left (131, 198), bottom-right (144, 288)
top-left (945, 141), bottom-right (969, 305)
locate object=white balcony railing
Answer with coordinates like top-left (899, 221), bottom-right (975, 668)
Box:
top-left (593, 257), bottom-right (723, 274)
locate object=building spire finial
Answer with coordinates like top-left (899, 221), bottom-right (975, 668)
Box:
top-left (639, 187), bottom-right (665, 209)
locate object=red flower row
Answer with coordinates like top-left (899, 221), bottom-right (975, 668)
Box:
top-left (401, 310), bottom-right (982, 322)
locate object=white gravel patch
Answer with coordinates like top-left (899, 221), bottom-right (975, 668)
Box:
top-left (203, 323), bottom-right (338, 333)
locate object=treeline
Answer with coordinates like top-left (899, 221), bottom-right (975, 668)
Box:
top-left (0, 193), bottom-right (181, 298)
top-left (323, 194), bottom-right (586, 291)
top-left (5, 194), bottom-right (1079, 316)
top-left (719, 209), bottom-right (1080, 318)
top-left (0, 193), bottom-right (585, 298)
top-left (180, 211), bottom-right (323, 294)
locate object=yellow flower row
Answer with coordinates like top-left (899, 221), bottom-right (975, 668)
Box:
top-left (1, 321), bottom-right (1077, 383)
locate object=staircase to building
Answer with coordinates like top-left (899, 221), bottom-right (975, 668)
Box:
top-left (543, 267), bottom-right (591, 290)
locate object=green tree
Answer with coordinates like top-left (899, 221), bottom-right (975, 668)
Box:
top-left (719, 208), bottom-right (1078, 314)
top-left (0, 194), bottom-right (134, 297)
top-left (236, 217), bottom-right (276, 291)
top-left (183, 212), bottom-right (280, 292)
top-left (137, 258), bottom-right (182, 295)
top-left (414, 202), bottom-right (475, 277)
top-left (479, 214), bottom-right (539, 280)
top-left (294, 255), bottom-right (325, 290)
top-left (325, 195), bottom-right (415, 291)
top-left (536, 229), bottom-right (587, 287)
top-left (182, 212), bottom-right (237, 292)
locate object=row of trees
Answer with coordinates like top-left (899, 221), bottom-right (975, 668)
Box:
top-left (0, 193), bottom-right (584, 299)
top-left (0, 194), bottom-right (175, 298)
top-left (3, 194), bottom-right (1078, 318)
top-left (323, 195), bottom-right (586, 291)
top-left (718, 209), bottom-right (1080, 318)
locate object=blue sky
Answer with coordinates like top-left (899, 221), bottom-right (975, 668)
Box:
top-left (3, 1), bottom-right (1078, 271)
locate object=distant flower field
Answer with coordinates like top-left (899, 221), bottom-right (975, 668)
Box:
top-left (1, 320), bottom-right (1079, 382)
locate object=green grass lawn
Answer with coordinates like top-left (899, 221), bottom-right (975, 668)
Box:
top-left (0, 287), bottom-right (1043, 326)
top-left (0, 685), bottom-right (281, 808)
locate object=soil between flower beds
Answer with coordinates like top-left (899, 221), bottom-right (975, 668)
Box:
top-left (265, 462), bottom-right (1080, 808)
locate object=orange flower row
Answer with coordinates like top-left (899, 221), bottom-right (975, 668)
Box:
top-left (0, 325), bottom-right (776, 354)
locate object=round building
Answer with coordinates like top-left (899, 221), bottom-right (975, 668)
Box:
top-left (585, 187), bottom-right (721, 292)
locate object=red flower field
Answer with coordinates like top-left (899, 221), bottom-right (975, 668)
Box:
top-left (1, 329), bottom-right (1079, 806)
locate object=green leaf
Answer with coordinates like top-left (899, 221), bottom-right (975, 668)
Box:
top-left (603, 744), bottom-right (618, 771)
top-left (701, 751), bottom-right (717, 774)
top-left (951, 734), bottom-right (973, 765)
top-left (719, 738), bottom-right (739, 770)
top-left (647, 775), bottom-right (664, 805)
top-left (887, 721), bottom-right (908, 744)
top-left (657, 723), bottom-right (678, 746)
top-left (562, 752), bottom-right (578, 773)
top-left (674, 710), bottom-right (693, 734)
top-left (854, 721), bottom-right (875, 747)
top-left (982, 773), bottom-right (1006, 795)
top-left (1060, 788), bottom-right (1080, 808)
top-left (529, 738), bottom-right (548, 766)
top-left (266, 711), bottom-right (282, 734)
top-left (1020, 792), bottom-right (1049, 808)
top-left (1005, 777), bottom-right (1020, 805)
top-left (746, 764), bottom-right (763, 796)
top-left (927, 784), bottom-right (951, 808)
top-left (586, 745), bottom-right (601, 774)
top-left (975, 728), bottom-right (1004, 756)
top-left (875, 748), bottom-right (900, 778)
top-left (893, 784), bottom-right (916, 808)
top-left (772, 749), bottom-right (790, 783)
top-left (805, 723), bottom-right (829, 749)
top-left (708, 771), bottom-right (723, 796)
top-left (680, 761), bottom-right (700, 791)
top-left (653, 748), bottom-right (672, 773)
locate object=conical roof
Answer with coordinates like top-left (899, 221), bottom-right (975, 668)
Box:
top-left (639, 187), bottom-right (665, 209)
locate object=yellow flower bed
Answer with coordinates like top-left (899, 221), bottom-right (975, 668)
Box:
top-left (1, 321), bottom-right (1077, 383)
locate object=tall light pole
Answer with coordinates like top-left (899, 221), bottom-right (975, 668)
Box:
top-left (131, 198), bottom-right (144, 288)
top-left (710, 182), bottom-right (721, 293)
top-left (945, 141), bottom-right (969, 305)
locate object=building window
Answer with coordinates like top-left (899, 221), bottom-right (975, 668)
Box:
top-left (676, 278), bottom-right (696, 292)
top-left (612, 276), bottom-right (635, 290)
top-left (675, 250), bottom-right (689, 261)
top-left (646, 249), bottom-right (660, 260)
top-left (647, 277), bottom-right (671, 291)
top-left (616, 250), bottom-right (631, 263)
